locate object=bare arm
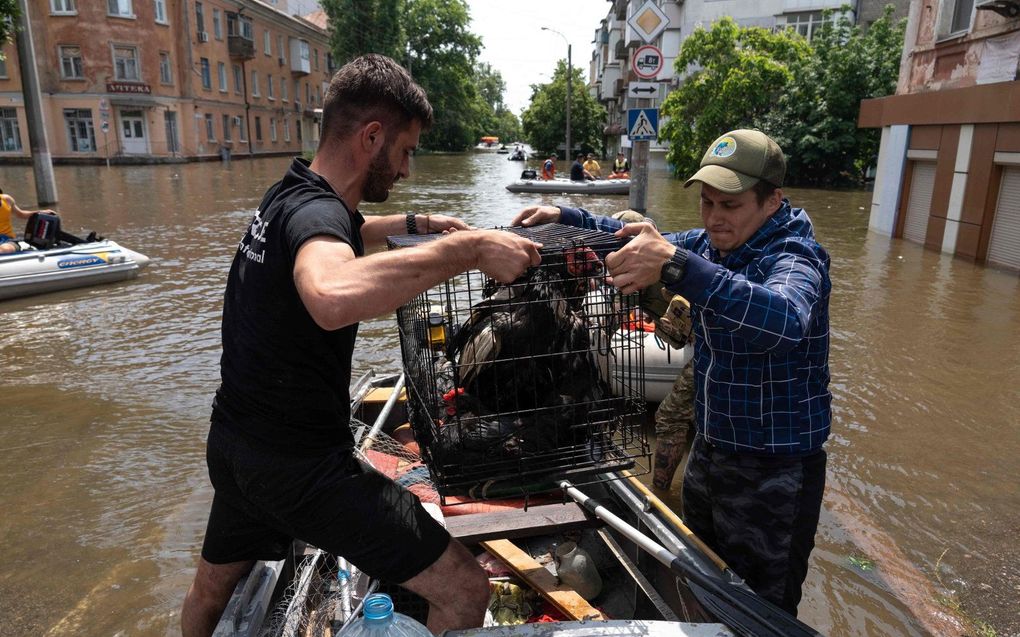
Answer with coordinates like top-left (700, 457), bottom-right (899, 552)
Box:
top-left (294, 230), bottom-right (541, 330)
top-left (3, 195), bottom-right (55, 220)
top-left (360, 213), bottom-right (471, 248)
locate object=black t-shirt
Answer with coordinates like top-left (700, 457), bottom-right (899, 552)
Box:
top-left (212, 158), bottom-right (365, 453)
top-left (570, 161), bottom-right (584, 181)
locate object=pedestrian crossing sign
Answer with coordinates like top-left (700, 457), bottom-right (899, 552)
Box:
top-left (628, 108), bottom-right (659, 141)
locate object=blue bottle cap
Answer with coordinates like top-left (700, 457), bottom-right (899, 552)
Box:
top-left (363, 593), bottom-right (394, 622)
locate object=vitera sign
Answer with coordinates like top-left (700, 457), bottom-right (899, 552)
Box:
top-left (106, 82), bottom-right (151, 94)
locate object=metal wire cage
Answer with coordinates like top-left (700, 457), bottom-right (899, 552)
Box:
top-left (390, 224), bottom-right (649, 501)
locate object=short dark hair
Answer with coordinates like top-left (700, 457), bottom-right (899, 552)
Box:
top-left (751, 179), bottom-right (779, 206)
top-left (319, 54), bottom-right (433, 147)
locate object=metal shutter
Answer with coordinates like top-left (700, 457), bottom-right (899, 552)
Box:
top-left (902, 162), bottom-right (935, 244)
top-left (988, 167), bottom-right (1020, 270)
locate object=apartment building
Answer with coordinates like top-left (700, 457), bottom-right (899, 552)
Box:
top-left (0, 0), bottom-right (333, 163)
top-left (589, 0), bottom-right (908, 156)
top-left (859, 0), bottom-right (1020, 270)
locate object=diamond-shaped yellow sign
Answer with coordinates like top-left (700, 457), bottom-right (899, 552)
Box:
top-left (627, 0), bottom-right (670, 44)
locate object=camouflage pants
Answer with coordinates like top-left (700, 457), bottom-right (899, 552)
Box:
top-left (681, 436), bottom-right (827, 616)
top-left (654, 363), bottom-right (695, 440)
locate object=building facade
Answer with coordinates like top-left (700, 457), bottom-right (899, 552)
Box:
top-left (0, 0), bottom-right (333, 163)
top-left (588, 0), bottom-right (880, 157)
top-left (859, 0), bottom-right (1020, 270)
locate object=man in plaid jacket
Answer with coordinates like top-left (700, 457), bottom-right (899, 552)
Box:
top-left (512, 129), bottom-right (831, 616)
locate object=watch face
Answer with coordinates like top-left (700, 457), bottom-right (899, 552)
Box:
top-left (662, 262), bottom-right (682, 283)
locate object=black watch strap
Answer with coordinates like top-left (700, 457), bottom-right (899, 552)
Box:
top-left (406, 213), bottom-right (418, 235)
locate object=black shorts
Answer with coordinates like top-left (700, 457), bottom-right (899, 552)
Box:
top-left (201, 428), bottom-right (450, 584)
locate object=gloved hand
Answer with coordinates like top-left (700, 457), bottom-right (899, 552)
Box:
top-left (654, 291), bottom-right (692, 349)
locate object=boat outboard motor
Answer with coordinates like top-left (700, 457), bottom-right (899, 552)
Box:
top-left (521, 169), bottom-right (538, 180)
top-left (24, 212), bottom-right (61, 249)
top-left (24, 212), bottom-right (88, 249)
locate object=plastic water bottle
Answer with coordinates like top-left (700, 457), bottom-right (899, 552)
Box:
top-left (337, 593), bottom-right (432, 637)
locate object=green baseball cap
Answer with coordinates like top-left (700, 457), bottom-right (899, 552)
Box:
top-left (683, 129), bottom-right (786, 194)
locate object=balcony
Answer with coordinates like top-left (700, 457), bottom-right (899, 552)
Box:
top-left (228, 35), bottom-right (255, 60)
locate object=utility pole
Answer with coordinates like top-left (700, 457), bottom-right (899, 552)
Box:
top-left (628, 105), bottom-right (649, 214)
top-left (15, 0), bottom-right (58, 205)
top-left (542, 27), bottom-right (571, 158)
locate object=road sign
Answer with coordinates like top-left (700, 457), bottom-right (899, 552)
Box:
top-left (627, 0), bottom-right (670, 44)
top-left (631, 44), bottom-right (663, 80)
top-left (627, 108), bottom-right (658, 141)
top-left (628, 82), bottom-right (660, 99)
top-left (100, 120), bottom-right (109, 133)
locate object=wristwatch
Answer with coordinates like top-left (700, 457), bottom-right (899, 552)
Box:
top-left (660, 248), bottom-right (688, 286)
top-left (406, 213), bottom-right (418, 235)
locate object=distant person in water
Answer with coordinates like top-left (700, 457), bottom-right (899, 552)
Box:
top-left (569, 153), bottom-right (594, 182)
top-left (0, 188), bottom-right (58, 254)
top-left (611, 151), bottom-right (630, 178)
top-left (583, 153), bottom-right (602, 179)
top-left (541, 153), bottom-right (557, 180)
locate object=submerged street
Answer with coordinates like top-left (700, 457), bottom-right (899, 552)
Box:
top-left (0, 151), bottom-right (1017, 636)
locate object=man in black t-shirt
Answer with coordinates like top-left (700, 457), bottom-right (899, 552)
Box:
top-left (569, 153), bottom-right (594, 182)
top-left (181, 55), bottom-right (542, 637)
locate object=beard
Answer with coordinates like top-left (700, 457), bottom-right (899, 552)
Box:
top-left (363, 143), bottom-right (398, 203)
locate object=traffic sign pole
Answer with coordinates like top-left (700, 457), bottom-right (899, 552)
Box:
top-left (629, 107), bottom-right (650, 214)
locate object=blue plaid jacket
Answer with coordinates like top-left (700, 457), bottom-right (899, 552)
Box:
top-left (560, 202), bottom-right (831, 455)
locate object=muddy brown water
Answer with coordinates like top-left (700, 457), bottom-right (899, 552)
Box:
top-left (1, 152), bottom-right (1017, 636)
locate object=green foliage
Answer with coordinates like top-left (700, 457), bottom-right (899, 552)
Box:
top-left (0, 0), bottom-right (20, 52)
top-left (659, 17), bottom-right (810, 179)
top-left (660, 7), bottom-right (905, 187)
top-left (405, 0), bottom-right (482, 150)
top-left (521, 60), bottom-right (607, 156)
top-left (764, 5), bottom-right (906, 186)
top-left (474, 63), bottom-right (522, 143)
top-left (321, 0), bottom-right (406, 64)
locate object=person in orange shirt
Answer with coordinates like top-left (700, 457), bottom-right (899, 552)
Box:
top-left (541, 153), bottom-right (557, 180)
top-left (0, 189), bottom-right (57, 254)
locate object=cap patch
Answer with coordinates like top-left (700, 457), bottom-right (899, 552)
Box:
top-left (711, 137), bottom-right (737, 158)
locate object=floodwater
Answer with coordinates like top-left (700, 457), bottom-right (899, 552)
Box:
top-left (0, 151), bottom-right (1017, 637)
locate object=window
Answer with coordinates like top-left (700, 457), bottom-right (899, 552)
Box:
top-left (50, 0), bottom-right (76, 14)
top-left (251, 71), bottom-right (259, 96)
top-left (154, 0), bottom-right (167, 23)
top-left (255, 116), bottom-right (262, 142)
top-left (949, 0), bottom-right (975, 34)
top-left (59, 45), bottom-right (83, 79)
top-left (277, 34), bottom-right (285, 62)
top-left (212, 8), bottom-right (222, 39)
top-left (205, 113), bottom-right (215, 142)
top-left (113, 45), bottom-right (140, 81)
top-left (779, 11), bottom-right (836, 41)
top-left (305, 82), bottom-right (310, 104)
top-left (264, 30), bottom-right (271, 55)
top-left (241, 17), bottom-right (252, 39)
top-left (233, 64), bottom-right (242, 94)
top-left (222, 114), bottom-right (231, 141)
top-left (0, 108), bottom-right (22, 151)
top-left (108, 0), bottom-right (133, 17)
top-left (195, 2), bottom-right (205, 34)
top-left (200, 57), bottom-right (211, 89)
top-left (64, 108), bottom-right (96, 152)
top-left (314, 48), bottom-right (319, 71)
top-left (296, 118), bottom-right (301, 141)
top-left (238, 115), bottom-right (247, 141)
top-left (316, 86), bottom-right (321, 106)
top-left (267, 75), bottom-right (274, 99)
top-left (283, 116), bottom-right (290, 142)
top-left (281, 76), bottom-right (287, 101)
top-left (270, 117), bottom-right (277, 142)
top-left (0, 58), bottom-right (6, 78)
top-left (217, 62), bottom-right (227, 91)
top-left (159, 51), bottom-right (172, 84)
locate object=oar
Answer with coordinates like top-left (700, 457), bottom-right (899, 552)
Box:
top-left (559, 481), bottom-right (823, 637)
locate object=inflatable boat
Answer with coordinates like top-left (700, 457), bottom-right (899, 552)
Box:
top-left (612, 329), bottom-right (692, 403)
top-left (506, 177), bottom-right (630, 195)
top-left (0, 213), bottom-right (150, 300)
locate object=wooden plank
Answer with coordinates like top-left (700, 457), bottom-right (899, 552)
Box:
top-left (363, 386), bottom-right (406, 404)
top-left (478, 538), bottom-right (607, 621)
top-left (446, 502), bottom-right (600, 544)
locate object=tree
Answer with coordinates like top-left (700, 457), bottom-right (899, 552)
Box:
top-left (0, 0), bottom-right (20, 53)
top-left (521, 60), bottom-right (606, 156)
top-left (473, 63), bottom-right (521, 142)
top-left (404, 0), bottom-right (483, 151)
top-left (765, 6), bottom-right (906, 186)
top-left (321, 0), bottom-right (405, 64)
top-left (659, 17), bottom-right (810, 179)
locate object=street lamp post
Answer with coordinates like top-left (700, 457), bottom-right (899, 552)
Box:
top-left (542, 27), bottom-right (571, 159)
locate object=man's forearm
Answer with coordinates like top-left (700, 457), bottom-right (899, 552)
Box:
top-left (360, 213), bottom-right (424, 247)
